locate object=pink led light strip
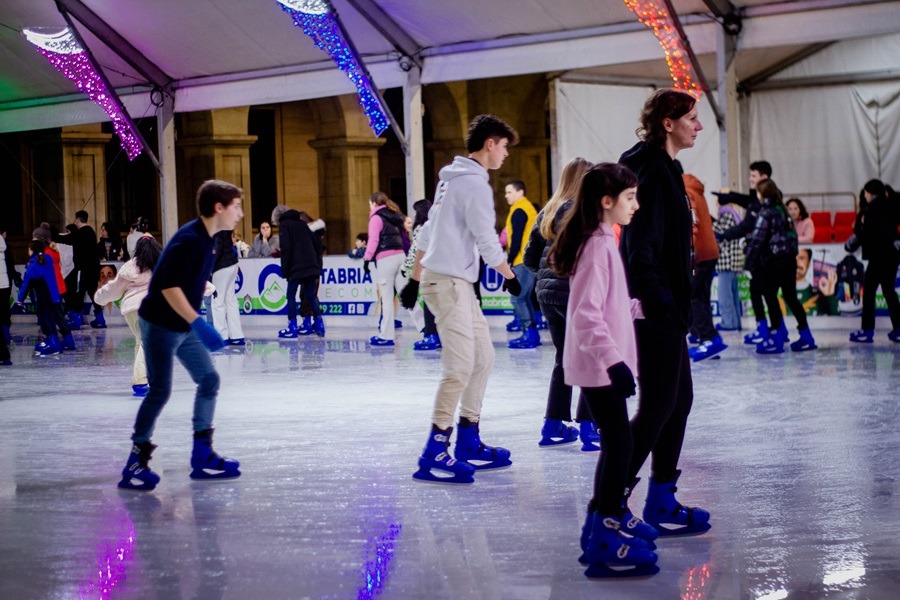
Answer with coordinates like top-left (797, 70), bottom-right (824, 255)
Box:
top-left (25, 29), bottom-right (143, 160)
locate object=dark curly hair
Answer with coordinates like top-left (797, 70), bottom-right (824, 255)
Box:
top-left (133, 235), bottom-right (163, 273)
top-left (637, 89), bottom-right (697, 147)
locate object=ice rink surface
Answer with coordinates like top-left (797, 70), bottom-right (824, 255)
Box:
top-left (0, 321), bottom-right (898, 599)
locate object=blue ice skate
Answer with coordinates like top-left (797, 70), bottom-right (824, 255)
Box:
top-left (413, 334), bottom-right (441, 350)
top-left (369, 336), bottom-right (394, 347)
top-left (743, 321), bottom-right (769, 344)
top-left (90, 311), bottom-right (107, 329)
top-left (118, 442), bottom-right (161, 491)
top-left (579, 506), bottom-right (656, 565)
top-left (278, 319), bottom-right (299, 338)
top-left (132, 384), bottom-right (149, 397)
top-left (583, 513), bottom-right (659, 578)
top-left (689, 335), bottom-right (728, 362)
top-left (297, 316), bottom-right (314, 336)
top-left (538, 418), bottom-right (578, 447)
top-left (508, 327), bottom-right (541, 349)
top-left (642, 470), bottom-right (710, 536)
top-left (889, 329), bottom-right (900, 343)
top-left (412, 426), bottom-right (475, 484)
top-left (505, 316), bottom-right (521, 332)
top-left (790, 328), bottom-right (817, 352)
top-left (849, 329), bottom-right (874, 344)
top-left (61, 333), bottom-right (77, 351)
top-left (620, 478), bottom-right (659, 546)
top-left (454, 418), bottom-right (511, 470)
top-left (312, 317), bottom-right (325, 337)
top-left (190, 429), bottom-right (240, 480)
top-left (756, 333), bottom-right (784, 354)
top-left (579, 420), bottom-right (601, 452)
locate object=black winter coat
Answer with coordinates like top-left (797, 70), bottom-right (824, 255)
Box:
top-left (279, 209), bottom-right (323, 280)
top-left (619, 141), bottom-right (693, 336)
top-left (523, 201), bottom-right (572, 307)
top-left (859, 194), bottom-right (900, 262)
top-left (212, 230), bottom-right (238, 272)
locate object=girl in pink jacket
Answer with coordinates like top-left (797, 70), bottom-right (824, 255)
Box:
top-left (550, 163), bottom-right (658, 578)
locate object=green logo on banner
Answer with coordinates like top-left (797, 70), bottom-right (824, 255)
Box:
top-left (260, 278), bottom-right (287, 311)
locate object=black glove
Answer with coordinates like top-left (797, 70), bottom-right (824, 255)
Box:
top-left (399, 279), bottom-right (420, 310)
top-left (502, 276), bottom-right (522, 297)
top-left (363, 260), bottom-right (371, 274)
top-left (607, 361), bottom-right (636, 398)
top-left (714, 232), bottom-right (724, 242)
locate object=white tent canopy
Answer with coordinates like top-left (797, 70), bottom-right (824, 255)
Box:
top-left (1, 0), bottom-right (898, 131)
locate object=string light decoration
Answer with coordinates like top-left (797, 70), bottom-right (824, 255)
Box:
top-left (277, 0), bottom-right (389, 136)
top-left (623, 0), bottom-right (702, 98)
top-left (23, 28), bottom-right (143, 160)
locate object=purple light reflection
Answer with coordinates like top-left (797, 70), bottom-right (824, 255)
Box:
top-left (78, 516), bottom-right (136, 599)
top-left (358, 523), bottom-right (402, 600)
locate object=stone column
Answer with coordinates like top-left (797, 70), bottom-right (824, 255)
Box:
top-left (59, 124), bottom-right (112, 228)
top-left (176, 108), bottom-right (257, 240)
top-left (308, 137), bottom-right (386, 251)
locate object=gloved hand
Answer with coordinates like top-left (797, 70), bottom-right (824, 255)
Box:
top-left (363, 260), bottom-right (371, 274)
top-left (191, 316), bottom-right (225, 352)
top-left (502, 276), bottom-right (522, 297)
top-left (399, 279), bottom-right (420, 310)
top-left (607, 361), bottom-right (636, 398)
top-left (714, 232), bottom-right (724, 242)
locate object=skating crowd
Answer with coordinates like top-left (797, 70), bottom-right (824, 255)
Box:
top-left (2, 89), bottom-right (899, 581)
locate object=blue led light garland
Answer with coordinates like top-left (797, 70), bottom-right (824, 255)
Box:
top-left (278, 1), bottom-right (389, 136)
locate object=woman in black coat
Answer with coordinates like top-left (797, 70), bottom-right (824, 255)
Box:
top-left (849, 179), bottom-right (900, 343)
top-left (275, 207), bottom-right (324, 338)
top-left (617, 89), bottom-right (710, 536)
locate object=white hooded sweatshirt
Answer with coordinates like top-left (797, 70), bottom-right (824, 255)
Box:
top-left (418, 156), bottom-right (505, 282)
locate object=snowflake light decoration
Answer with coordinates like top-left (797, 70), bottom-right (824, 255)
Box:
top-left (23, 27), bottom-right (144, 160)
top-left (277, 0), bottom-right (389, 136)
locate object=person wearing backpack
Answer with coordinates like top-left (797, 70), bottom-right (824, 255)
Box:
top-left (364, 192), bottom-right (407, 346)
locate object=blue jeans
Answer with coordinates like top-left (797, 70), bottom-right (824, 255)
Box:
top-left (132, 318), bottom-right (220, 443)
top-left (510, 264), bottom-right (537, 329)
top-left (717, 271), bottom-right (742, 329)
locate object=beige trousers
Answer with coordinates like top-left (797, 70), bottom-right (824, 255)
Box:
top-left (124, 311), bottom-right (146, 385)
top-left (420, 269), bottom-right (494, 429)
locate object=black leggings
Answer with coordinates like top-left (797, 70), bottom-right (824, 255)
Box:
top-left (423, 302), bottom-right (437, 337)
top-left (861, 256), bottom-right (900, 331)
top-left (689, 259), bottom-right (717, 341)
top-left (749, 266), bottom-right (766, 324)
top-left (628, 324), bottom-right (693, 483)
top-left (762, 254), bottom-right (808, 331)
top-left (583, 386), bottom-right (632, 515)
top-left (540, 300), bottom-right (590, 422)
top-left (289, 276), bottom-right (321, 321)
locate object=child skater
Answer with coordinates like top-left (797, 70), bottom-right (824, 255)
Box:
top-left (550, 163), bottom-right (659, 578)
top-left (94, 234), bottom-right (163, 397)
top-left (17, 241), bottom-right (63, 356)
top-left (118, 180), bottom-right (243, 491)
top-left (745, 178), bottom-right (817, 354)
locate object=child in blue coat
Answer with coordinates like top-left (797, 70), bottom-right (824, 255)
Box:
top-left (17, 241), bottom-right (63, 355)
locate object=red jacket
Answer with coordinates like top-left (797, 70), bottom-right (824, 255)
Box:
top-left (684, 174), bottom-right (720, 263)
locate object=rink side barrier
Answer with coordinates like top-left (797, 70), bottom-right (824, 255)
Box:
top-left (9, 244), bottom-right (898, 326)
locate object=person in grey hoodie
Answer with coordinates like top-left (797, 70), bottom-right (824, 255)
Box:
top-left (400, 114), bottom-right (522, 484)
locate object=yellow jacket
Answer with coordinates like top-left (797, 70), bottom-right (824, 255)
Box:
top-left (505, 197), bottom-right (538, 266)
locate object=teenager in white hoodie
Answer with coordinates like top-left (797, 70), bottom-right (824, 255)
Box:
top-left (400, 115), bottom-right (522, 484)
top-left (551, 163), bottom-right (658, 578)
top-left (95, 235), bottom-right (162, 397)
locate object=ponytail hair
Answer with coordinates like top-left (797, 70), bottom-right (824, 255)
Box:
top-left (29, 240), bottom-right (47, 265)
top-left (550, 163), bottom-right (638, 278)
top-left (370, 191), bottom-right (401, 214)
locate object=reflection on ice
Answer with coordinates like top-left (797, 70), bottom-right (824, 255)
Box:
top-left (358, 523), bottom-right (401, 600)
